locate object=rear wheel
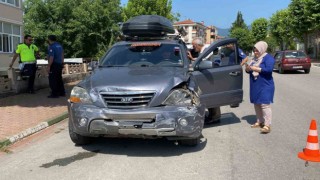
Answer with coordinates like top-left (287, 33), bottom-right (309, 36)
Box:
top-left (304, 69), bottom-right (310, 74)
top-left (68, 120), bottom-right (93, 145)
top-left (278, 65), bottom-right (285, 74)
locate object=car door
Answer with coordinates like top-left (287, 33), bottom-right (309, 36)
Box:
top-left (191, 38), bottom-right (243, 108)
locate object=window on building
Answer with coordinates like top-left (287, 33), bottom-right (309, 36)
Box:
top-left (0, 0), bottom-right (20, 7)
top-left (0, 22), bottom-right (21, 53)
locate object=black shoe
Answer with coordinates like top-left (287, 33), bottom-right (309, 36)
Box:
top-left (47, 95), bottom-right (59, 98)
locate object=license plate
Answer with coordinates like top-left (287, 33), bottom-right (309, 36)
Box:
top-left (292, 66), bottom-right (303, 69)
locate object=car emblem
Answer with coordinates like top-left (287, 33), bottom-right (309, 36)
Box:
top-left (121, 97), bottom-right (133, 103)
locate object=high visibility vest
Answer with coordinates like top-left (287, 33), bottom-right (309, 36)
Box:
top-left (15, 43), bottom-right (38, 63)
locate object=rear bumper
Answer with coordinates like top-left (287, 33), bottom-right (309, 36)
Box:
top-left (68, 103), bottom-right (205, 139)
top-left (282, 63), bottom-right (311, 70)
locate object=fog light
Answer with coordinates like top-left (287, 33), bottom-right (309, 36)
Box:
top-left (79, 118), bottom-right (88, 126)
top-left (179, 118), bottom-right (188, 127)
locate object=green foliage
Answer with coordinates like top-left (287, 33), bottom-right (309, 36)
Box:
top-left (251, 18), bottom-right (268, 42)
top-left (289, 0), bottom-right (320, 39)
top-left (230, 11), bottom-right (248, 32)
top-left (122, 0), bottom-right (179, 21)
top-left (23, 0), bottom-right (122, 59)
top-left (229, 27), bottom-right (255, 53)
top-left (264, 36), bottom-right (278, 53)
top-left (269, 9), bottom-right (294, 50)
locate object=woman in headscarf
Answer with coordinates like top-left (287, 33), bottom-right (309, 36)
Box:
top-left (245, 41), bottom-right (275, 134)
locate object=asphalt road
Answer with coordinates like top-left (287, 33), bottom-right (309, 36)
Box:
top-left (1, 65), bottom-right (320, 180)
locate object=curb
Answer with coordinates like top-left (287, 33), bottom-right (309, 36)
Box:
top-left (0, 112), bottom-right (69, 150)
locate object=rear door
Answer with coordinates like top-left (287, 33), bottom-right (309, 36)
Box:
top-left (191, 38), bottom-right (243, 108)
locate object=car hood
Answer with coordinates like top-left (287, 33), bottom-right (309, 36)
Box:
top-left (81, 67), bottom-right (189, 106)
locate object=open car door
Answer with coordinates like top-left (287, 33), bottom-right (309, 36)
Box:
top-left (191, 38), bottom-right (243, 108)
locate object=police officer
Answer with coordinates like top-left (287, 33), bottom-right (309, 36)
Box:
top-left (9, 35), bottom-right (40, 94)
top-left (47, 35), bottom-right (65, 98)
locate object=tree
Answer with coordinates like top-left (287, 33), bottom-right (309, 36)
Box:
top-left (23, 0), bottom-right (123, 59)
top-left (269, 9), bottom-right (294, 50)
top-left (229, 27), bottom-right (254, 53)
top-left (122, 0), bottom-right (179, 22)
top-left (230, 11), bottom-right (248, 32)
top-left (288, 0), bottom-right (320, 51)
top-left (251, 18), bottom-right (268, 42)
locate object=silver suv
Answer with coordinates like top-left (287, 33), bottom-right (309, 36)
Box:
top-left (68, 15), bottom-right (243, 146)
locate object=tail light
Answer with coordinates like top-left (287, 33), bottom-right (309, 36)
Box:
top-left (282, 58), bottom-right (288, 64)
top-left (306, 57), bottom-right (311, 63)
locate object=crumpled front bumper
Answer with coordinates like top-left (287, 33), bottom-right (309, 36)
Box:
top-left (68, 103), bottom-right (205, 139)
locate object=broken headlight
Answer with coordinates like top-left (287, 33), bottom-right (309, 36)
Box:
top-left (163, 89), bottom-right (192, 106)
top-left (69, 86), bottom-right (92, 104)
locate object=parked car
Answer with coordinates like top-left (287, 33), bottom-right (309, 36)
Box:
top-left (67, 15), bottom-right (244, 146)
top-left (273, 50), bottom-right (311, 74)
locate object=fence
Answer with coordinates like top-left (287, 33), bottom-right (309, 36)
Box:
top-left (0, 58), bottom-right (93, 94)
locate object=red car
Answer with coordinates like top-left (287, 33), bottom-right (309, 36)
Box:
top-left (274, 50), bottom-right (311, 74)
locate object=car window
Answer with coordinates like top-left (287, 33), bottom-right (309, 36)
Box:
top-left (205, 42), bottom-right (237, 67)
top-left (100, 43), bottom-right (184, 67)
top-left (285, 51), bottom-right (306, 58)
top-left (274, 52), bottom-right (282, 60)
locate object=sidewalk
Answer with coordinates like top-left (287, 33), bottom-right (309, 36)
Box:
top-left (0, 82), bottom-right (78, 149)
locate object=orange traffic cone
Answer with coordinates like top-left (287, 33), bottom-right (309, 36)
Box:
top-left (298, 119), bottom-right (320, 162)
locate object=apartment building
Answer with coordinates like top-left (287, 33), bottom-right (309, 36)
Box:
top-left (0, 0), bottom-right (23, 68)
top-left (173, 19), bottom-right (218, 46)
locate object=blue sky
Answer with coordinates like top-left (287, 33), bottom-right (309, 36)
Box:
top-left (120, 0), bottom-right (292, 29)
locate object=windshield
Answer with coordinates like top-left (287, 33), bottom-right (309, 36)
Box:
top-left (100, 43), bottom-right (184, 67)
top-left (285, 51), bottom-right (307, 58)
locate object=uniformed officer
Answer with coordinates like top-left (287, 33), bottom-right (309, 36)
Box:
top-left (227, 43), bottom-right (248, 66)
top-left (47, 35), bottom-right (65, 98)
top-left (9, 35), bottom-right (40, 94)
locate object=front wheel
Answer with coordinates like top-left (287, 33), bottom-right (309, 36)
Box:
top-left (304, 69), bottom-right (310, 74)
top-left (68, 120), bottom-right (93, 145)
top-left (179, 137), bottom-right (200, 146)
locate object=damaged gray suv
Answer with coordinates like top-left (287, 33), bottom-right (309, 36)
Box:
top-left (68, 15), bottom-right (243, 146)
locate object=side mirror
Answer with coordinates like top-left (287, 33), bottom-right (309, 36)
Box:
top-left (197, 60), bottom-right (213, 70)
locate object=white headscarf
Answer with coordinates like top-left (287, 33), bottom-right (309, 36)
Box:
top-left (250, 41), bottom-right (268, 79)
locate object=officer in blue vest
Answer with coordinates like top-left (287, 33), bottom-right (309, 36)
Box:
top-left (47, 35), bottom-right (65, 98)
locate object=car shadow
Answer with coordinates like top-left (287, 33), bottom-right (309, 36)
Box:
top-left (274, 69), bottom-right (307, 74)
top-left (80, 135), bottom-right (207, 157)
top-left (204, 112), bottom-right (241, 129)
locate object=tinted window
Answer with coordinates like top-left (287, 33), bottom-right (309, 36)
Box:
top-left (100, 43), bottom-right (184, 67)
top-left (285, 51), bottom-right (306, 58)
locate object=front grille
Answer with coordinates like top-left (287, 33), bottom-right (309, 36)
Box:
top-left (100, 91), bottom-right (155, 109)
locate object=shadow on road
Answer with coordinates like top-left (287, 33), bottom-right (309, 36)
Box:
top-left (241, 115), bottom-right (257, 125)
top-left (81, 136), bottom-right (207, 157)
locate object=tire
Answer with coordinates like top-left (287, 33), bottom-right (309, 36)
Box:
top-left (278, 65), bottom-right (284, 74)
top-left (179, 137), bottom-right (200, 146)
top-left (304, 69), bottom-right (310, 74)
top-left (205, 107), bottom-right (221, 124)
top-left (68, 120), bottom-right (93, 145)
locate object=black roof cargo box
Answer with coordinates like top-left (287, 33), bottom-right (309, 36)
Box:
top-left (122, 15), bottom-right (175, 37)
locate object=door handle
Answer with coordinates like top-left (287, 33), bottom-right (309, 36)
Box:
top-left (229, 71), bottom-right (241, 76)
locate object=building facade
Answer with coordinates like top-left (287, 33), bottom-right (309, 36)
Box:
top-left (173, 19), bottom-right (213, 46)
top-left (0, 0), bottom-right (23, 68)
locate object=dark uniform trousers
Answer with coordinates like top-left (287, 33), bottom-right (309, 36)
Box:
top-left (22, 63), bottom-right (37, 92)
top-left (49, 63), bottom-right (65, 96)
